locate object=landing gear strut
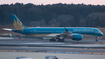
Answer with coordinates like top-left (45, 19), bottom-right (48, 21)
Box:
top-left (49, 37), bottom-right (65, 42)
top-left (57, 37), bottom-right (65, 42)
top-left (49, 38), bottom-right (56, 41)
top-left (95, 37), bottom-right (98, 42)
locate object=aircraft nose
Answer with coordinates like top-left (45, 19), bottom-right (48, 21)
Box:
top-left (100, 32), bottom-right (104, 36)
top-left (101, 33), bottom-right (104, 36)
top-left (98, 29), bottom-right (104, 36)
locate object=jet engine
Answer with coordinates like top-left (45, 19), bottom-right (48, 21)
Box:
top-left (72, 34), bottom-right (82, 41)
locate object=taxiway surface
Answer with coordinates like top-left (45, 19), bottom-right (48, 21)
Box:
top-left (0, 38), bottom-right (105, 44)
top-left (0, 38), bottom-right (105, 53)
top-left (0, 47), bottom-right (105, 52)
top-left (0, 38), bottom-right (105, 48)
top-left (0, 38), bottom-right (105, 47)
top-left (0, 52), bottom-right (105, 59)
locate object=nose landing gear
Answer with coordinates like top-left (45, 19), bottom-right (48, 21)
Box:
top-left (95, 37), bottom-right (98, 42)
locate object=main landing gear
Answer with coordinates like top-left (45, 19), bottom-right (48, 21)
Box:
top-left (49, 37), bottom-right (65, 42)
top-left (49, 38), bottom-right (56, 41)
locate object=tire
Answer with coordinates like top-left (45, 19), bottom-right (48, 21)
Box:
top-left (50, 39), bottom-right (56, 41)
top-left (50, 39), bottom-right (52, 41)
top-left (61, 39), bottom-right (64, 42)
top-left (96, 39), bottom-right (98, 42)
top-left (58, 39), bottom-right (61, 42)
top-left (51, 39), bottom-right (56, 41)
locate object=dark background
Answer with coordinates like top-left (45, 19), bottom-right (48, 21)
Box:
top-left (0, 3), bottom-right (105, 27)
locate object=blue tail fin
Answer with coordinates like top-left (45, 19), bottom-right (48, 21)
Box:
top-left (10, 13), bottom-right (25, 30)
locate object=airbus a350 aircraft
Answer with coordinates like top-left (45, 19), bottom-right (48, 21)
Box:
top-left (3, 13), bottom-right (104, 42)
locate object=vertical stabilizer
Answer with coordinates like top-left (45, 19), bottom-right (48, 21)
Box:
top-left (10, 13), bottom-right (25, 30)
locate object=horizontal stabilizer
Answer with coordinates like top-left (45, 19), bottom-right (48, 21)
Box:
top-left (2, 28), bottom-right (12, 31)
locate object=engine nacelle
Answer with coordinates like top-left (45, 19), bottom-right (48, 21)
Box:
top-left (72, 34), bottom-right (82, 41)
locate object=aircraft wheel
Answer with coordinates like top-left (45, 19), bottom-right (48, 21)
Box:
top-left (50, 39), bottom-right (56, 41)
top-left (61, 39), bottom-right (64, 42)
top-left (96, 39), bottom-right (98, 42)
top-left (49, 39), bottom-right (52, 41)
top-left (95, 37), bottom-right (98, 42)
top-left (57, 38), bottom-right (65, 42)
top-left (58, 39), bottom-right (61, 42)
top-left (52, 39), bottom-right (56, 41)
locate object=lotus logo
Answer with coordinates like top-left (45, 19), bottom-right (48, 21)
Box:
top-left (91, 29), bottom-right (94, 31)
top-left (13, 19), bottom-right (25, 30)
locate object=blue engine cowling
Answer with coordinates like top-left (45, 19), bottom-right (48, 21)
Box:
top-left (72, 34), bottom-right (82, 41)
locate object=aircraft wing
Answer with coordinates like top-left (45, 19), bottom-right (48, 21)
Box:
top-left (56, 28), bottom-right (82, 41)
top-left (59, 28), bottom-right (73, 38)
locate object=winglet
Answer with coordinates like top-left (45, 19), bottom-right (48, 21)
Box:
top-left (10, 13), bottom-right (26, 30)
top-left (65, 28), bottom-right (69, 32)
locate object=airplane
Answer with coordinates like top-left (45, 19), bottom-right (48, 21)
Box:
top-left (3, 13), bottom-right (104, 42)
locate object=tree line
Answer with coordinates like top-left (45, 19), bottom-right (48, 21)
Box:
top-left (0, 3), bottom-right (105, 27)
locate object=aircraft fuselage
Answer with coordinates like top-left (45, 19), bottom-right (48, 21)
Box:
top-left (12, 27), bottom-right (103, 38)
